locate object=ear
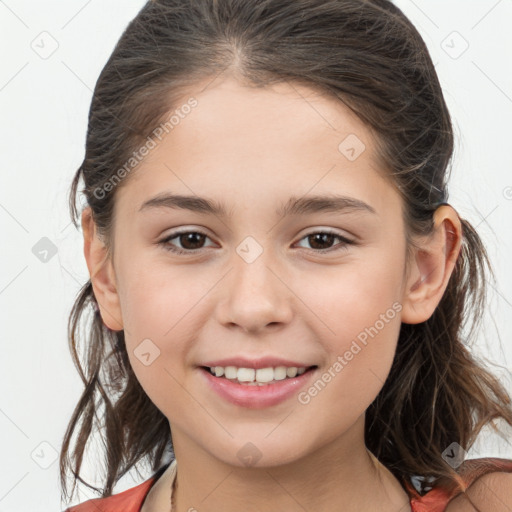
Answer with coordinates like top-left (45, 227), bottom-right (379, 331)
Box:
top-left (81, 207), bottom-right (124, 331)
top-left (401, 205), bottom-right (463, 324)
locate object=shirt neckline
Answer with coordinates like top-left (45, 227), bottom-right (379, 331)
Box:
top-left (139, 459), bottom-right (177, 511)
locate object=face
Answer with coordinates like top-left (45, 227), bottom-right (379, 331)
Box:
top-left (95, 77), bottom-right (415, 468)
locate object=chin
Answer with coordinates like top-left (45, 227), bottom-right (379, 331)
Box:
top-left (202, 434), bottom-right (310, 469)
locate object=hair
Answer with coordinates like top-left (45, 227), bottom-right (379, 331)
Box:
top-left (60, 0), bottom-right (512, 505)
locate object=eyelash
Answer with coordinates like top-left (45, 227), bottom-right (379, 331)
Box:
top-left (157, 229), bottom-right (355, 255)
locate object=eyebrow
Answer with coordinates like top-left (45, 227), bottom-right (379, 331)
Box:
top-left (138, 192), bottom-right (376, 217)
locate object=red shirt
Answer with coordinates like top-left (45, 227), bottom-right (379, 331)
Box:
top-left (64, 457), bottom-right (512, 512)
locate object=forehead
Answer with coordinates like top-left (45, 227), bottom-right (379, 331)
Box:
top-left (114, 77), bottom-right (399, 219)
top-left (163, 77), bottom-right (376, 164)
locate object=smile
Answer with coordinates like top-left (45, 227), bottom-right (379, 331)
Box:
top-left (205, 365), bottom-right (310, 385)
top-left (200, 365), bottom-right (318, 408)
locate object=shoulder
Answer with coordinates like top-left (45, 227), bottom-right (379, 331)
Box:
top-left (445, 471), bottom-right (512, 511)
top-left (63, 476), bottom-right (156, 512)
top-left (409, 457), bottom-right (512, 512)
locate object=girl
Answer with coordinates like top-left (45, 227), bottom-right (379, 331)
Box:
top-left (60, 0), bottom-right (512, 511)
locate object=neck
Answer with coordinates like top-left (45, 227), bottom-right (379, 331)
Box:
top-left (167, 416), bottom-right (411, 512)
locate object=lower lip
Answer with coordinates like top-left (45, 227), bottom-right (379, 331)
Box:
top-left (199, 367), bottom-right (317, 409)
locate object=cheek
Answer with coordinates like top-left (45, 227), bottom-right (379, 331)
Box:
top-left (297, 300), bottom-right (402, 431)
top-left (117, 260), bottom-right (212, 341)
top-left (297, 250), bottom-right (404, 342)
top-left (294, 252), bottom-right (405, 404)
top-left (115, 263), bottom-right (210, 410)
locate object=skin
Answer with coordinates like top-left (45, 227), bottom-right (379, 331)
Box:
top-left (82, 76), bottom-right (463, 512)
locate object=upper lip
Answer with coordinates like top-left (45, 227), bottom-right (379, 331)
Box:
top-left (200, 356), bottom-right (316, 370)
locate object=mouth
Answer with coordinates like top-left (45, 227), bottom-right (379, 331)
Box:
top-left (198, 364), bottom-right (318, 409)
top-left (200, 365), bottom-right (318, 386)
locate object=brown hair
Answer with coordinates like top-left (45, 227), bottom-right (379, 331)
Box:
top-left (60, 0), bottom-right (512, 505)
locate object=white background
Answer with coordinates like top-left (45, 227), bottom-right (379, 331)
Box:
top-left (0, 1), bottom-right (511, 511)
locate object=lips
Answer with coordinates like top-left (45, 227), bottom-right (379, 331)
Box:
top-left (199, 363), bottom-right (318, 409)
top-left (200, 356), bottom-right (315, 369)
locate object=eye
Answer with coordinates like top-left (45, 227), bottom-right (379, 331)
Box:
top-left (295, 230), bottom-right (355, 253)
top-left (158, 230), bottom-right (216, 254)
top-left (158, 228), bottom-right (354, 255)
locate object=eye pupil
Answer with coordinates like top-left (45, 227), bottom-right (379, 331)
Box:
top-left (309, 233), bottom-right (335, 250)
top-left (181, 232), bottom-right (205, 249)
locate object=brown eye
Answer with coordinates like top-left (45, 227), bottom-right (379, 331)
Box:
top-left (159, 230), bottom-right (214, 254)
top-left (177, 232), bottom-right (206, 250)
top-left (307, 233), bottom-right (336, 250)
top-left (296, 231), bottom-right (354, 252)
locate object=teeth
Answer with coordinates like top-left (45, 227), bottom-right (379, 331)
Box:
top-left (237, 368), bottom-right (255, 382)
top-left (256, 367), bottom-right (274, 383)
top-left (224, 366), bottom-right (237, 379)
top-left (286, 367), bottom-right (298, 378)
top-left (207, 365), bottom-right (310, 384)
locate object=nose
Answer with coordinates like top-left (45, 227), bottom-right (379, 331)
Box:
top-left (215, 247), bottom-right (294, 334)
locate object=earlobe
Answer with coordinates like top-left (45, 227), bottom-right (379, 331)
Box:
top-left (401, 205), bottom-right (462, 325)
top-left (81, 208), bottom-right (124, 331)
